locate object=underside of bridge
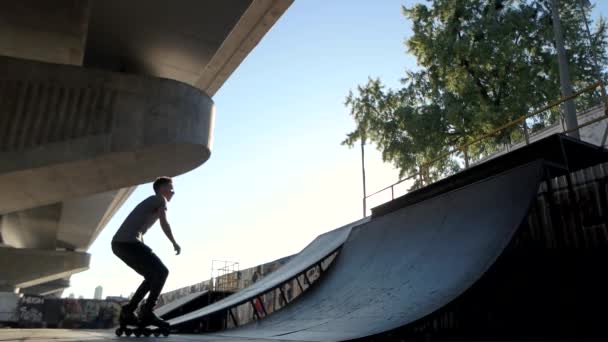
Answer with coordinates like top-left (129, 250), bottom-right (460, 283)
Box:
top-left (0, 0), bottom-right (292, 303)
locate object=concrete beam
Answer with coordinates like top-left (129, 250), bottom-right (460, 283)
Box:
top-left (1, 203), bottom-right (61, 249)
top-left (0, 56), bottom-right (214, 215)
top-left (196, 0), bottom-right (294, 96)
top-left (0, 247), bottom-right (89, 290)
top-left (20, 278), bottom-right (70, 297)
top-left (88, 187), bottom-right (135, 249)
top-left (0, 0), bottom-right (90, 65)
top-left (0, 188), bottom-right (134, 251)
top-left (57, 187), bottom-right (135, 251)
top-left (83, 1), bottom-right (293, 96)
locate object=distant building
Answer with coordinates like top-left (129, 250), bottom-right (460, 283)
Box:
top-left (94, 286), bottom-right (103, 300)
top-left (68, 293), bottom-right (75, 299)
top-left (106, 295), bottom-right (129, 303)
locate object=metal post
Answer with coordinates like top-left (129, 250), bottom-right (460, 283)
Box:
top-left (304, 271), bottom-right (312, 286)
top-left (295, 276), bottom-right (304, 292)
top-left (602, 83), bottom-right (608, 117)
top-left (523, 122), bottom-right (530, 145)
top-left (533, 195), bottom-right (549, 248)
top-left (551, 0), bottom-right (579, 139)
top-left (599, 178), bottom-right (608, 227)
top-left (251, 301), bottom-right (260, 320)
top-left (544, 169), bottom-right (564, 248)
top-left (229, 308), bottom-right (238, 327)
top-left (463, 146), bottom-right (470, 169)
top-left (565, 172), bottom-right (586, 247)
top-left (361, 138), bottom-right (367, 218)
top-left (600, 84), bottom-right (608, 147)
top-left (278, 286), bottom-right (289, 306)
top-left (257, 296), bottom-right (268, 317)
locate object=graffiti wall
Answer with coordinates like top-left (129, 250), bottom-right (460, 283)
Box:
top-left (17, 296), bottom-right (121, 328)
top-left (18, 295), bottom-right (44, 326)
top-left (227, 253), bottom-right (336, 328)
top-left (156, 279), bottom-right (212, 308)
top-left (154, 251), bottom-right (336, 330)
top-left (155, 256), bottom-right (294, 310)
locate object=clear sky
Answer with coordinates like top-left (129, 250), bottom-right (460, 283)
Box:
top-left (66, 0), bottom-right (608, 299)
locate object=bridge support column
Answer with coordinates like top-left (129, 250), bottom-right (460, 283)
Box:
top-left (0, 291), bottom-right (19, 324)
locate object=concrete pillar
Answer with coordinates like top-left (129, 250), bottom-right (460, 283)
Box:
top-left (0, 291), bottom-right (19, 324)
top-left (0, 0), bottom-right (91, 65)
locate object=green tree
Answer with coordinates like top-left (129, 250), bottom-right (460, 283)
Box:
top-left (344, 0), bottom-right (608, 188)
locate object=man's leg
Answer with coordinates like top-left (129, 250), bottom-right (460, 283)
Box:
top-left (127, 279), bottom-right (150, 313)
top-left (140, 251), bottom-right (169, 314)
top-left (112, 242), bottom-right (157, 316)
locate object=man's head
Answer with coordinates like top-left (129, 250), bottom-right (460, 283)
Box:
top-left (153, 176), bottom-right (174, 201)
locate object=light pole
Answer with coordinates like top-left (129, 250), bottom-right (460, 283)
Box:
top-left (551, 0), bottom-right (580, 139)
top-left (361, 137), bottom-right (367, 218)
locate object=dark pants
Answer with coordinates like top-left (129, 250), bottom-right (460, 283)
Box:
top-left (112, 241), bottom-right (168, 312)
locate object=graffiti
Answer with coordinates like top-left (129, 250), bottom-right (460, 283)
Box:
top-left (21, 296), bottom-right (44, 305)
top-left (19, 306), bottom-right (42, 323)
top-left (156, 279), bottom-right (212, 308)
top-left (17, 296), bottom-right (121, 329)
top-left (18, 295), bottom-right (44, 326)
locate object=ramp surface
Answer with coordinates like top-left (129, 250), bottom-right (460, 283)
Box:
top-left (156, 290), bottom-right (209, 318)
top-left (169, 218), bottom-right (368, 326)
top-left (215, 161), bottom-right (544, 341)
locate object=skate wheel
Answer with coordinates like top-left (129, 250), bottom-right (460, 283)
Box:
top-left (162, 328), bottom-right (169, 337)
top-left (153, 330), bottom-right (160, 337)
top-left (125, 329), bottom-right (133, 337)
top-left (115, 327), bottom-right (123, 337)
top-left (134, 329), bottom-right (142, 337)
top-left (143, 328), bottom-right (151, 337)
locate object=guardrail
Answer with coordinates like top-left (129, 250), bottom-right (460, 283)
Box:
top-left (364, 81), bottom-right (608, 215)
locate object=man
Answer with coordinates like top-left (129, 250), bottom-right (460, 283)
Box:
top-left (111, 176), bottom-right (181, 327)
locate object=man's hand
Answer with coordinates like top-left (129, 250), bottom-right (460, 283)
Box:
top-left (159, 208), bottom-right (180, 255)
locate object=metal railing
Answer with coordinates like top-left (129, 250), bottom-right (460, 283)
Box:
top-left (364, 81), bottom-right (608, 215)
top-left (211, 260), bottom-right (240, 292)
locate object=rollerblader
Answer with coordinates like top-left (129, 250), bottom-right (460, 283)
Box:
top-left (112, 177), bottom-right (180, 337)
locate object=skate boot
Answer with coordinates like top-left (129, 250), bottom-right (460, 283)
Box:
top-left (139, 306), bottom-right (170, 337)
top-left (115, 305), bottom-right (140, 337)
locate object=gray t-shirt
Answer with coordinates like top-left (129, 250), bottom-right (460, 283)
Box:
top-left (112, 194), bottom-right (167, 243)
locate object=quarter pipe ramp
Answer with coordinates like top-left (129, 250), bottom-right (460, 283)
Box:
top-left (172, 161), bottom-right (544, 341)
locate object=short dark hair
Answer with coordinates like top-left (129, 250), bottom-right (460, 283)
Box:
top-left (153, 176), bottom-right (172, 193)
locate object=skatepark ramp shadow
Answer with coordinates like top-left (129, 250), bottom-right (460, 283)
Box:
top-left (168, 134), bottom-right (608, 341)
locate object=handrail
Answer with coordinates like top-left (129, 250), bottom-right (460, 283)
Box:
top-left (364, 81), bottom-right (607, 212)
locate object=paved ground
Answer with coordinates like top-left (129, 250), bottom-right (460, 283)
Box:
top-left (0, 329), bottom-right (291, 342)
top-left (0, 329), bottom-right (599, 342)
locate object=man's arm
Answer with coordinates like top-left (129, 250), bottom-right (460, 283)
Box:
top-left (159, 208), bottom-right (181, 255)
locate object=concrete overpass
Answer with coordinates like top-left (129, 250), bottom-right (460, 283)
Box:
top-left (0, 0), bottom-right (292, 300)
